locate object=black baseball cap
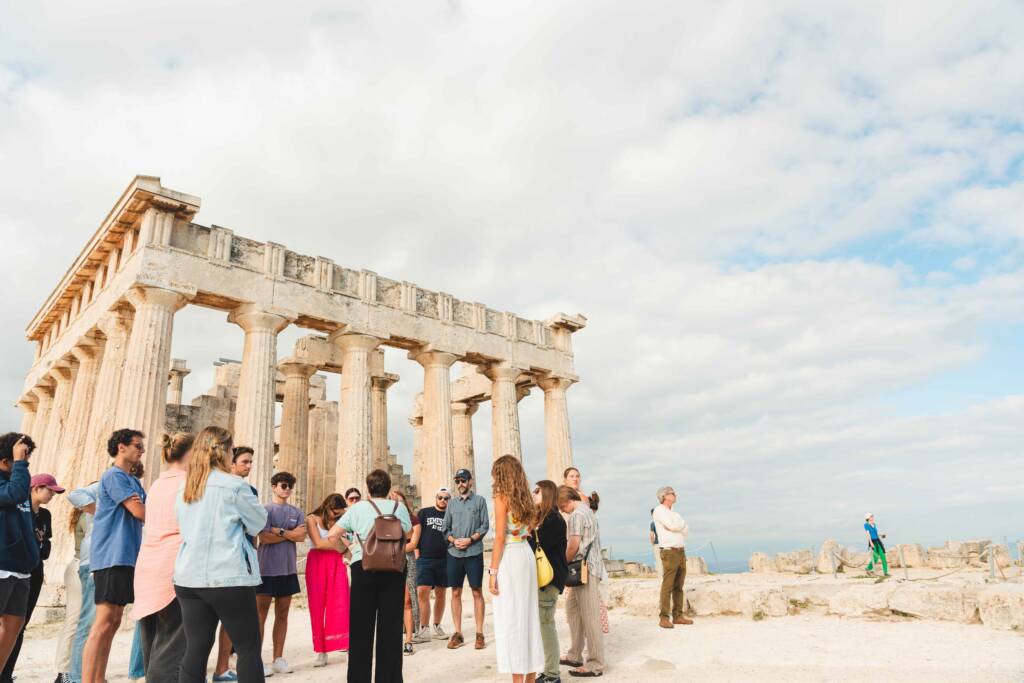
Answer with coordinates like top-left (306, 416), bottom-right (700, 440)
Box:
top-left (454, 469), bottom-right (473, 481)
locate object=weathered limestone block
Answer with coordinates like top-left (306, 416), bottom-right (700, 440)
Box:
top-left (775, 550), bottom-right (814, 574)
top-left (686, 555), bottom-right (708, 576)
top-left (605, 581), bottom-right (662, 617)
top-left (816, 540), bottom-right (844, 573)
top-left (749, 552), bottom-right (776, 573)
top-left (990, 544), bottom-right (1012, 569)
top-left (888, 584), bottom-right (977, 622)
top-left (827, 584), bottom-right (899, 617)
top-left (897, 544), bottom-right (927, 568)
top-left (927, 548), bottom-right (966, 569)
top-left (784, 583), bottom-right (845, 611)
top-left (743, 587), bottom-right (789, 620)
top-left (977, 585), bottom-right (1024, 630)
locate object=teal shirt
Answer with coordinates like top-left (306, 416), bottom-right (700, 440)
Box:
top-left (337, 498), bottom-right (412, 565)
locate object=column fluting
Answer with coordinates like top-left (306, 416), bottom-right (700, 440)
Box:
top-left (537, 375), bottom-right (576, 482)
top-left (333, 334), bottom-right (381, 494)
top-left (413, 350), bottom-right (458, 502)
top-left (278, 360), bottom-right (316, 510)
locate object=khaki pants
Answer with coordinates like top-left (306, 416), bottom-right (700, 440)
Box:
top-left (538, 584), bottom-right (560, 678)
top-left (55, 557), bottom-right (83, 672)
top-left (565, 579), bottom-right (604, 673)
top-left (660, 547), bottom-right (686, 618)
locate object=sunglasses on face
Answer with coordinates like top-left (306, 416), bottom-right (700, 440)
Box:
top-left (277, 483), bottom-right (293, 490)
top-left (454, 479), bottom-right (467, 484)
top-left (437, 495), bottom-right (450, 501)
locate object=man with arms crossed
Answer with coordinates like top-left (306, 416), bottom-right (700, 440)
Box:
top-left (652, 486), bottom-right (691, 628)
top-left (442, 469), bottom-right (489, 650)
top-left (82, 429), bottom-right (147, 683)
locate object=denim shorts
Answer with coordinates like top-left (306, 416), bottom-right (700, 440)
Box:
top-left (416, 558), bottom-right (447, 588)
top-left (446, 553), bottom-right (483, 589)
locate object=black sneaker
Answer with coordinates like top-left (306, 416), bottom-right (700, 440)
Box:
top-left (403, 642), bottom-right (414, 656)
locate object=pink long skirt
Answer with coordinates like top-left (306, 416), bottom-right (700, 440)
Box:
top-left (305, 549), bottom-right (350, 652)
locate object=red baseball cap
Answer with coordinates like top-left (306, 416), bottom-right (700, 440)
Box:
top-left (30, 473), bottom-right (65, 493)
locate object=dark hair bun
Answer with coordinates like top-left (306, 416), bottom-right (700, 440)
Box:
top-left (589, 491), bottom-right (600, 512)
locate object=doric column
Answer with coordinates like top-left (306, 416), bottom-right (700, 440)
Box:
top-left (410, 415), bottom-right (424, 493)
top-left (58, 342), bottom-right (105, 488)
top-left (537, 375), bottom-right (576, 482)
top-left (82, 308), bottom-right (133, 484)
top-left (115, 286), bottom-right (188, 484)
top-left (16, 399), bottom-right (37, 437)
top-left (481, 362), bottom-right (524, 461)
top-left (451, 401), bottom-right (478, 477)
top-left (167, 358), bottom-right (191, 407)
top-left (307, 400), bottom-right (338, 509)
top-left (370, 368), bottom-right (399, 473)
top-left (332, 333), bottom-right (381, 493)
top-left (413, 350), bottom-right (458, 502)
top-left (39, 364), bottom-right (77, 476)
top-left (229, 304), bottom-right (292, 492)
top-left (278, 360), bottom-right (317, 510)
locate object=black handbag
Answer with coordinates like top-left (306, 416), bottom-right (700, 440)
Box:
top-left (565, 542), bottom-right (592, 587)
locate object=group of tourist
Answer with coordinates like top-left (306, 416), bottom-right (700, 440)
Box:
top-left (0, 425), bottom-right (612, 683)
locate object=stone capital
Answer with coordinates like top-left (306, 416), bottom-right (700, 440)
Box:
top-left (410, 349), bottom-right (458, 369)
top-left (70, 341), bottom-right (104, 364)
top-left (451, 401), bottom-right (479, 418)
top-left (371, 373), bottom-right (399, 391)
top-left (536, 374), bottom-right (576, 393)
top-left (331, 333), bottom-right (382, 354)
top-left (480, 361), bottom-right (526, 383)
top-left (169, 358), bottom-right (191, 378)
top-left (278, 359), bottom-right (318, 379)
top-left (228, 303), bottom-right (294, 334)
top-left (125, 285), bottom-right (191, 312)
top-left (96, 307), bottom-right (134, 340)
top-left (15, 398), bottom-right (37, 413)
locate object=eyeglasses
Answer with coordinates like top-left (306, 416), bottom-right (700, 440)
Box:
top-left (436, 495), bottom-right (450, 501)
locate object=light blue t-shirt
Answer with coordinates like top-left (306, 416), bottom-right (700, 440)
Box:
top-left (91, 466), bottom-right (147, 571)
top-left (337, 498), bottom-right (412, 565)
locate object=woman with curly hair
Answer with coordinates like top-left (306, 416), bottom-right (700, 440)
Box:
top-left (488, 455), bottom-right (544, 682)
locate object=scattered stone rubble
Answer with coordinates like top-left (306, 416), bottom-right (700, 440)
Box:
top-left (751, 539), bottom-right (1016, 574)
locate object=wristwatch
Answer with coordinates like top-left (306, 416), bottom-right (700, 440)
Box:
top-left (277, 527), bottom-right (285, 537)
top-left (487, 567), bottom-right (498, 576)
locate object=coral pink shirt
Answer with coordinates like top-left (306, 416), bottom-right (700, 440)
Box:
top-left (133, 468), bottom-right (185, 619)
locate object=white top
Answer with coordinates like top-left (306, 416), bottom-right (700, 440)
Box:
top-left (652, 504), bottom-right (688, 549)
top-left (0, 570), bottom-right (30, 580)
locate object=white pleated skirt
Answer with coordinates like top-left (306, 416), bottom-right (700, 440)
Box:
top-left (493, 540), bottom-right (546, 675)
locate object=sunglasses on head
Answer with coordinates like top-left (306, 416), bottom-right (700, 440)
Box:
top-left (347, 494), bottom-right (361, 501)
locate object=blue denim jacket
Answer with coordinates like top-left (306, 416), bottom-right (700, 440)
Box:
top-left (173, 470), bottom-right (267, 588)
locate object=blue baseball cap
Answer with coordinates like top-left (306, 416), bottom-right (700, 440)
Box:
top-left (454, 469), bottom-right (473, 481)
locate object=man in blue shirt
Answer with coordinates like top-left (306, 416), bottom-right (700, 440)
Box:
top-left (81, 429), bottom-right (147, 683)
top-left (441, 468), bottom-right (489, 650)
top-left (864, 513), bottom-right (889, 577)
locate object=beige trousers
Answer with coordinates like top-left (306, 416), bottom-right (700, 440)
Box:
top-left (565, 579), bottom-right (604, 673)
top-left (54, 557), bottom-right (82, 672)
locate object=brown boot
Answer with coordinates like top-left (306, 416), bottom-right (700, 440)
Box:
top-left (659, 616), bottom-right (674, 629)
top-left (673, 616), bottom-right (693, 625)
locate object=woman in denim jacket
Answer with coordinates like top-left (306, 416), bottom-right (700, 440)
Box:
top-left (174, 427), bottom-right (268, 683)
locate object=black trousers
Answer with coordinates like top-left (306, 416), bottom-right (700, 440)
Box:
top-left (140, 598), bottom-right (187, 683)
top-left (348, 561), bottom-right (405, 683)
top-left (174, 585), bottom-right (263, 683)
top-left (0, 565), bottom-right (42, 683)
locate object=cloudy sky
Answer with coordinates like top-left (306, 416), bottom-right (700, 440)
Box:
top-left (2, 2), bottom-right (1023, 563)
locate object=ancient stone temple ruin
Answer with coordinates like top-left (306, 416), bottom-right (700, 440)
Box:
top-left (16, 176), bottom-right (585, 541)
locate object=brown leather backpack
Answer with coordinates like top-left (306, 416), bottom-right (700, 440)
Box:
top-left (357, 500), bottom-right (407, 572)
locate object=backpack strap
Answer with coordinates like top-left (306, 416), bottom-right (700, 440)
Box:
top-left (367, 499), bottom-right (384, 517)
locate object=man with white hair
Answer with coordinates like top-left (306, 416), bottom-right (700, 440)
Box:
top-left (652, 486), bottom-right (691, 629)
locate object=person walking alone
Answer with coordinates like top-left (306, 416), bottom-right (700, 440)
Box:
top-left (174, 427), bottom-right (268, 683)
top-left (531, 481), bottom-right (568, 683)
top-left (864, 513), bottom-right (889, 577)
top-left (652, 486), bottom-right (691, 629)
top-left (442, 469), bottom-right (489, 651)
top-left (328, 469), bottom-right (411, 683)
top-left (557, 486), bottom-right (605, 678)
top-left (489, 455), bottom-right (544, 682)
top-left (304, 494), bottom-right (350, 667)
top-left (131, 433), bottom-right (193, 682)
top-left (82, 429), bottom-right (147, 683)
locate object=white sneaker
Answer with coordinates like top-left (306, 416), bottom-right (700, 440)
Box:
top-left (272, 657), bottom-right (292, 674)
top-left (263, 663), bottom-right (275, 677)
top-left (412, 627), bottom-right (431, 644)
top-left (433, 624), bottom-right (448, 640)
top-left (314, 653), bottom-right (328, 667)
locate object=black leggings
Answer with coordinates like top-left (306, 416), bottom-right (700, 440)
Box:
top-left (174, 585), bottom-right (263, 683)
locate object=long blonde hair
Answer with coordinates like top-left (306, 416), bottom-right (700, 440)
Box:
top-left (491, 455), bottom-right (538, 528)
top-left (183, 426), bottom-right (233, 503)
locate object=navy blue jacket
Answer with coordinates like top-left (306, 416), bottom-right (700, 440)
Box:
top-left (0, 461), bottom-right (40, 574)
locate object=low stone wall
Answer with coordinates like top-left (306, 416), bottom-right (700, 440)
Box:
top-left (605, 575), bottom-right (1024, 630)
top-left (752, 539), bottom-right (1016, 574)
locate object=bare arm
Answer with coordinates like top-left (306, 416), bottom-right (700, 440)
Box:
top-left (307, 515), bottom-right (346, 552)
top-left (405, 524), bottom-right (421, 554)
top-left (122, 495), bottom-right (145, 522)
top-left (284, 525), bottom-right (307, 542)
top-left (259, 530), bottom-right (285, 544)
top-left (489, 495), bottom-right (507, 596)
top-left (566, 534), bottom-right (581, 564)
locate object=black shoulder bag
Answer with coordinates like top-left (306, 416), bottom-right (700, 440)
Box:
top-left (565, 540), bottom-right (592, 587)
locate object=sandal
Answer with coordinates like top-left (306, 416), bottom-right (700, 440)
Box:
top-left (569, 670), bottom-right (603, 678)
top-left (560, 658), bottom-right (583, 667)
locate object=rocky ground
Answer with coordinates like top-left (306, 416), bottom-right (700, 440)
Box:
top-left (14, 571), bottom-right (1024, 682)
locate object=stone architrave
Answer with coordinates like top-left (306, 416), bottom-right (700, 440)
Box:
top-left (451, 401), bottom-right (478, 479)
top-left (537, 374), bottom-right (576, 481)
top-left (81, 308), bottom-right (133, 484)
top-left (16, 399), bottom-right (36, 437)
top-left (333, 333), bottom-right (381, 494)
top-left (229, 304), bottom-right (292, 492)
top-left (39, 364), bottom-right (77, 476)
top-left (278, 359), bottom-right (317, 510)
top-left (167, 358), bottom-right (191, 406)
top-left (482, 362), bottom-right (524, 461)
top-left (412, 350), bottom-right (458, 503)
top-left (115, 286), bottom-right (189, 484)
top-left (307, 400), bottom-right (339, 509)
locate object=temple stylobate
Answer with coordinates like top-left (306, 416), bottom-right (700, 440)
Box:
top-left (16, 176), bottom-right (586, 530)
